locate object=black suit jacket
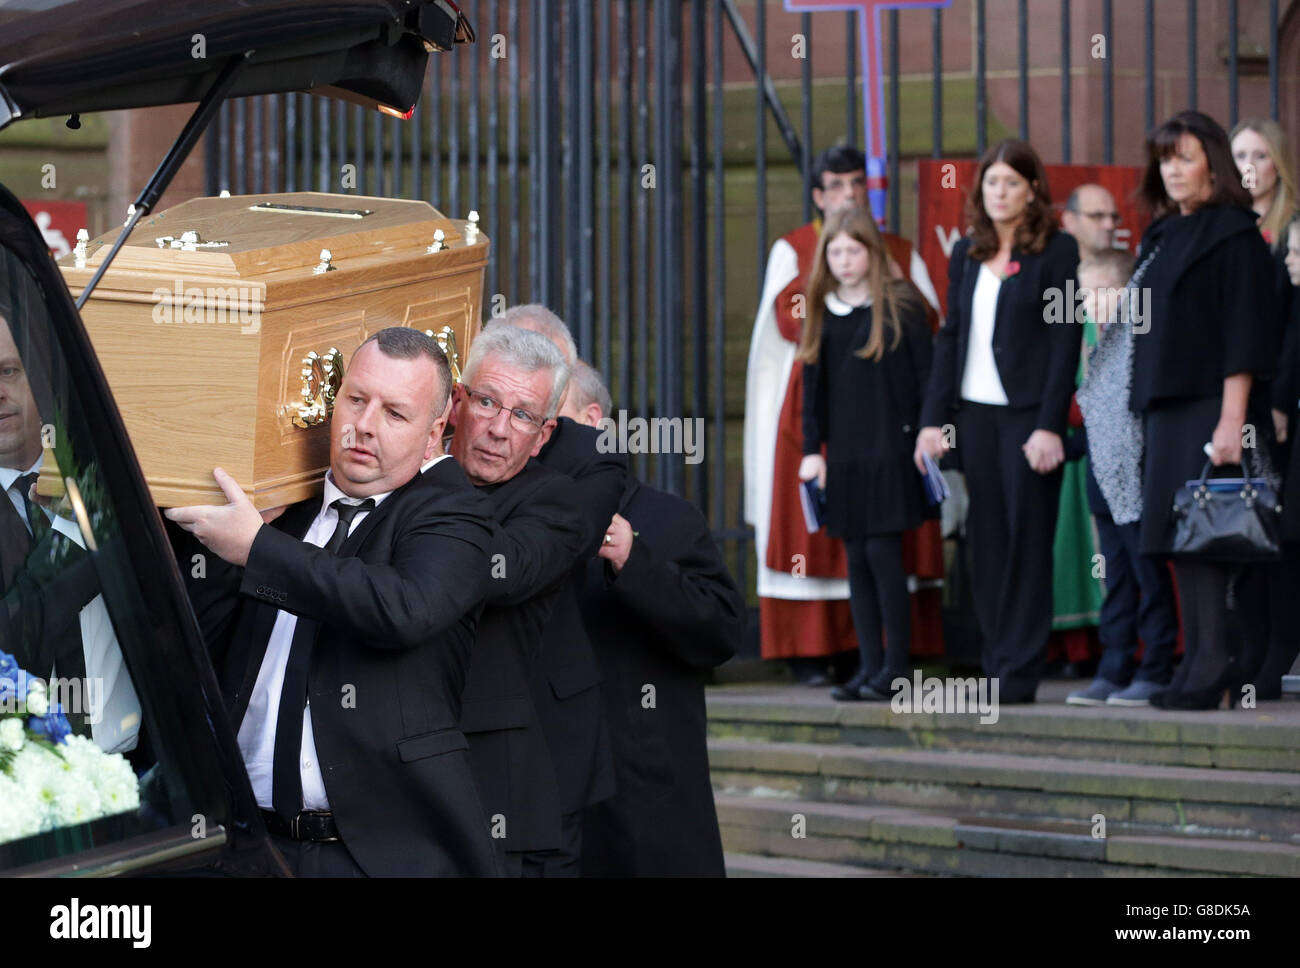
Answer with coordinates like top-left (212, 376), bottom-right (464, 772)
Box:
top-left (194, 458), bottom-right (501, 876)
top-left (921, 231), bottom-right (1081, 436)
top-left (579, 479), bottom-right (742, 877)
top-left (531, 417), bottom-right (624, 813)
top-left (457, 460), bottom-right (587, 854)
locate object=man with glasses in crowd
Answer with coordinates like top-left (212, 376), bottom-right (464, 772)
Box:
top-left (446, 324), bottom-right (592, 876)
top-left (1062, 184), bottom-right (1123, 262)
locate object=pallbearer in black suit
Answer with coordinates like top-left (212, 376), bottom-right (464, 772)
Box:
top-left (559, 363), bottom-right (742, 877)
top-left (0, 305), bottom-right (140, 750)
top-left (492, 305), bottom-right (624, 875)
top-left (447, 325), bottom-right (589, 876)
top-left (915, 140), bottom-right (1081, 703)
top-left (168, 328), bottom-right (501, 877)
top-left (796, 208), bottom-right (939, 702)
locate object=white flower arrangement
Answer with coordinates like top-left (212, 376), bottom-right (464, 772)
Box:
top-left (0, 650), bottom-right (140, 847)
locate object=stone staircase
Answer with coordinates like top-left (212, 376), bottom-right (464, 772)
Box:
top-left (707, 681), bottom-right (1300, 877)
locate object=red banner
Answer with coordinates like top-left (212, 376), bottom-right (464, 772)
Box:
top-left (20, 199), bottom-right (88, 260)
top-left (915, 160), bottom-right (1148, 317)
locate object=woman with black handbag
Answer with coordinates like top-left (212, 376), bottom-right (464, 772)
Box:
top-left (1129, 111), bottom-right (1281, 710)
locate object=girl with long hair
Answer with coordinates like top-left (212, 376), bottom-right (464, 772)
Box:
top-left (798, 208), bottom-right (936, 701)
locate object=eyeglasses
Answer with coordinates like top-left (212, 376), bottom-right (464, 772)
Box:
top-left (460, 384), bottom-right (547, 434)
top-left (1080, 211), bottom-right (1122, 224)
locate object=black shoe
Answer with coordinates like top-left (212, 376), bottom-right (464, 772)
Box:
top-left (790, 657), bottom-right (832, 686)
top-left (1152, 671), bottom-right (1233, 711)
top-left (830, 671), bottom-right (871, 702)
top-left (856, 683), bottom-right (892, 701)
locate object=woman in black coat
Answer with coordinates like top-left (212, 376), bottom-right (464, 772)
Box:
top-left (798, 207), bottom-right (937, 701)
top-left (914, 139), bottom-right (1080, 704)
top-left (1128, 111), bottom-right (1279, 710)
top-left (1227, 120), bottom-right (1300, 700)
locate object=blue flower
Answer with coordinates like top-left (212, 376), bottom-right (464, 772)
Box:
top-left (0, 649), bottom-right (18, 683)
top-left (27, 705), bottom-right (71, 745)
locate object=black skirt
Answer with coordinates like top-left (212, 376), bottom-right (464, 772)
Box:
top-left (825, 450), bottom-right (937, 540)
top-left (1139, 394), bottom-right (1273, 556)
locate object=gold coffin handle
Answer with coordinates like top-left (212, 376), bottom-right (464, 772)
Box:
top-left (425, 326), bottom-right (462, 383)
top-left (291, 347), bottom-right (345, 428)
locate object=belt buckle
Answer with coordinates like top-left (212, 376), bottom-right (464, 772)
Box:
top-left (289, 813), bottom-right (303, 840)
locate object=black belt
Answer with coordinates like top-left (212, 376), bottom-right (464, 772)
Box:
top-left (261, 809), bottom-right (342, 843)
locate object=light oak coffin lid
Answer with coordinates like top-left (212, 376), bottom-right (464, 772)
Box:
top-left (58, 191), bottom-right (465, 280)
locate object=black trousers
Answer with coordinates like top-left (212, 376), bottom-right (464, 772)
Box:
top-left (1094, 513), bottom-right (1178, 687)
top-left (269, 832), bottom-right (366, 877)
top-left (956, 401), bottom-right (1063, 702)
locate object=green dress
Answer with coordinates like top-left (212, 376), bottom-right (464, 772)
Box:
top-left (1052, 318), bottom-right (1104, 630)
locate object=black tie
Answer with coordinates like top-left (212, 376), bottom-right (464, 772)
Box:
top-left (0, 479), bottom-right (36, 671)
top-left (271, 498), bottom-right (374, 822)
top-left (3, 470), bottom-right (90, 732)
top-left (16, 473), bottom-right (49, 546)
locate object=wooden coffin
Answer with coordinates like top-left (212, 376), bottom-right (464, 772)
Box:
top-left (58, 191), bottom-right (485, 509)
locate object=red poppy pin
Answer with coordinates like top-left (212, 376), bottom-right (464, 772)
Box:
top-left (1000, 261), bottom-right (1021, 281)
top-left (1262, 229), bottom-right (1274, 246)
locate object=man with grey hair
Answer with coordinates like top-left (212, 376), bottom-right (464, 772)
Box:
top-left (564, 364), bottom-right (742, 876)
top-left (446, 325), bottom-right (590, 875)
top-left (485, 309), bottom-right (625, 874)
top-left (450, 325), bottom-right (570, 484)
top-left (496, 303), bottom-right (578, 364)
top-left (559, 360), bottom-right (613, 427)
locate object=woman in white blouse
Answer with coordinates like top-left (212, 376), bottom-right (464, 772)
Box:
top-left (914, 139), bottom-right (1081, 704)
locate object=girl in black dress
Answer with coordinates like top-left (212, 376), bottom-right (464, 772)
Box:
top-left (797, 208), bottom-right (936, 701)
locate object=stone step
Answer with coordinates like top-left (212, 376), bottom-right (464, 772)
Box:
top-left (723, 852), bottom-right (916, 877)
top-left (708, 737), bottom-right (1300, 842)
top-left (716, 796), bottom-right (1300, 877)
top-left (706, 684), bottom-right (1300, 773)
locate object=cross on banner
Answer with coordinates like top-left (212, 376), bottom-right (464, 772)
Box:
top-left (785, 0), bottom-right (953, 225)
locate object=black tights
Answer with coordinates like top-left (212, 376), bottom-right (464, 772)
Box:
top-left (1230, 547), bottom-right (1300, 699)
top-left (843, 533), bottom-right (911, 690)
top-left (1169, 559), bottom-right (1238, 697)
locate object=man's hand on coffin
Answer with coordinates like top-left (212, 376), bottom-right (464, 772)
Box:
top-left (163, 467), bottom-right (264, 567)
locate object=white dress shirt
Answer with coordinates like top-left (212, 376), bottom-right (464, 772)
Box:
top-left (0, 456), bottom-right (141, 753)
top-left (960, 263), bottom-right (1010, 405)
top-left (236, 472), bottom-right (394, 812)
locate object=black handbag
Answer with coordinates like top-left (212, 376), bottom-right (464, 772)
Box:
top-left (1170, 452), bottom-right (1283, 562)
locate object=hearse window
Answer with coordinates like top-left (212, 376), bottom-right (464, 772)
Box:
top-left (0, 240), bottom-right (203, 866)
